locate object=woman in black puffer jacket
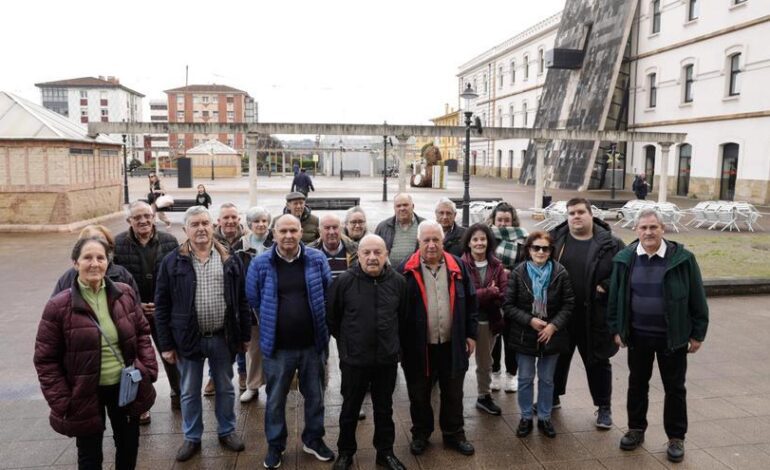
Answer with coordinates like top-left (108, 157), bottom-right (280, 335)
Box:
top-left (503, 230), bottom-right (574, 439)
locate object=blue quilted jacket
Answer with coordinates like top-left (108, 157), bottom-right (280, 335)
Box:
top-left (245, 244), bottom-right (332, 358)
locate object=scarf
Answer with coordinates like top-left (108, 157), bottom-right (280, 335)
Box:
top-left (490, 225), bottom-right (528, 269)
top-left (526, 260), bottom-right (552, 318)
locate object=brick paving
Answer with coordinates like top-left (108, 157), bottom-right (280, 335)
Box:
top-left (1, 174), bottom-right (769, 469)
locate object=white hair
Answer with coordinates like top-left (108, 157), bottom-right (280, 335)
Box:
top-left (184, 206), bottom-right (213, 226)
top-left (634, 208), bottom-right (665, 226)
top-left (434, 197), bottom-right (457, 213)
top-left (417, 220), bottom-right (444, 240)
top-left (245, 206), bottom-right (271, 226)
top-left (393, 193), bottom-right (414, 205)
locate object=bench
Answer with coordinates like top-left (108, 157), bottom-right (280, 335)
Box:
top-left (341, 170), bottom-right (361, 177)
top-left (131, 168), bottom-right (177, 178)
top-left (305, 197), bottom-right (361, 210)
top-left (449, 197), bottom-right (502, 206)
top-left (140, 198), bottom-right (198, 212)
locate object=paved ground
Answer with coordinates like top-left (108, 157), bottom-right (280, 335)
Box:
top-left (2, 174), bottom-right (769, 468)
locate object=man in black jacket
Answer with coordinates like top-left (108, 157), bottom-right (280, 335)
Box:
top-left (114, 201), bottom-right (180, 421)
top-left (291, 168), bottom-right (315, 196)
top-left (434, 197), bottom-right (466, 257)
top-left (327, 235), bottom-right (408, 470)
top-left (398, 220), bottom-right (478, 457)
top-left (549, 198), bottom-right (625, 429)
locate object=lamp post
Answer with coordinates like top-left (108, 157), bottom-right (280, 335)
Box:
top-left (382, 131), bottom-right (392, 202)
top-left (122, 134), bottom-right (129, 205)
top-left (460, 83), bottom-right (478, 227)
top-left (339, 139), bottom-right (344, 181)
top-left (609, 142), bottom-right (617, 200)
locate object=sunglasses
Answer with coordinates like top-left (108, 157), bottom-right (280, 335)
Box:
top-left (529, 245), bottom-right (552, 253)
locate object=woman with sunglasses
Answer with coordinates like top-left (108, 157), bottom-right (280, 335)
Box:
top-left (502, 231), bottom-right (574, 438)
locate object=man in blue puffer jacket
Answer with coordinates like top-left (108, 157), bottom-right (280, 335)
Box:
top-left (245, 214), bottom-right (334, 469)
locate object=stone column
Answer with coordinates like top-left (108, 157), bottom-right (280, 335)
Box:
top-left (533, 140), bottom-right (548, 209)
top-left (282, 152), bottom-right (287, 178)
top-left (658, 142), bottom-right (672, 203)
top-left (396, 134), bottom-right (410, 194)
top-left (247, 134), bottom-right (258, 206)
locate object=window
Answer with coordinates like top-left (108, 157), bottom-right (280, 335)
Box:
top-left (226, 96), bottom-right (234, 104)
top-left (212, 110), bottom-right (219, 119)
top-left (652, 0), bottom-right (661, 34)
top-left (473, 78), bottom-right (477, 92)
top-left (683, 64), bottom-right (694, 103)
top-left (176, 111), bottom-right (184, 121)
top-left (648, 73), bottom-right (657, 108)
top-left (509, 105), bottom-right (515, 127)
top-left (100, 109), bottom-right (108, 117)
top-left (538, 49), bottom-right (545, 75)
top-left (677, 144), bottom-right (692, 196)
top-left (69, 148), bottom-right (94, 156)
top-left (483, 74), bottom-right (488, 94)
top-left (227, 111), bottom-right (235, 121)
top-left (510, 61), bottom-right (516, 83)
top-left (728, 53), bottom-right (741, 96)
top-left (202, 95), bottom-right (209, 103)
top-left (522, 102), bottom-right (528, 126)
top-left (498, 66), bottom-right (504, 88)
top-left (524, 55), bottom-right (529, 80)
top-left (79, 90), bottom-right (88, 99)
top-left (688, 0), bottom-right (699, 21)
top-left (176, 95), bottom-right (184, 106)
top-left (202, 110), bottom-right (209, 118)
top-left (482, 112), bottom-right (487, 127)
top-left (497, 108), bottom-right (503, 127)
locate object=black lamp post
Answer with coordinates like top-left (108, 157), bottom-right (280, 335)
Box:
top-left (339, 139), bottom-right (344, 181)
top-left (122, 134), bottom-right (129, 205)
top-left (382, 132), bottom-right (392, 202)
top-left (609, 142), bottom-right (617, 200)
top-left (460, 83), bottom-right (479, 227)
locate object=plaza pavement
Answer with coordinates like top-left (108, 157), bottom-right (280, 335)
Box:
top-left (1, 173), bottom-right (769, 468)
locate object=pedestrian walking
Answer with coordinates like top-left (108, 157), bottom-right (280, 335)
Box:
top-left (632, 173), bottom-right (650, 200)
top-left (147, 172), bottom-right (171, 228)
top-left (291, 168), bottom-right (315, 196)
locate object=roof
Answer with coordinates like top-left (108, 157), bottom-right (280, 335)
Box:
top-left (164, 84), bottom-right (248, 94)
top-left (34, 76), bottom-right (145, 97)
top-left (186, 139), bottom-right (238, 155)
top-left (0, 92), bottom-right (119, 145)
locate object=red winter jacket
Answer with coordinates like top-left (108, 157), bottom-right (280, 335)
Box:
top-left (34, 278), bottom-right (158, 437)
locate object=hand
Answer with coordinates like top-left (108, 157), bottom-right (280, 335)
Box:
top-left (596, 285), bottom-right (606, 294)
top-left (141, 302), bottom-right (155, 316)
top-left (614, 334), bottom-right (625, 348)
top-left (537, 324), bottom-right (557, 344)
top-left (239, 342), bottom-right (250, 354)
top-left (530, 318), bottom-right (547, 331)
top-left (466, 338), bottom-right (476, 357)
top-left (488, 283), bottom-right (500, 296)
top-left (688, 339), bottom-right (702, 354)
top-left (161, 350), bottom-right (177, 364)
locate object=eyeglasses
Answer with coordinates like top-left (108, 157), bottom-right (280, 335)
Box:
top-left (529, 245), bottom-right (552, 253)
top-left (131, 214), bottom-right (154, 221)
top-left (348, 220), bottom-right (366, 226)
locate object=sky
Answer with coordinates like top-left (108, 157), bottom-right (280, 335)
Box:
top-left (3, 0), bottom-right (565, 126)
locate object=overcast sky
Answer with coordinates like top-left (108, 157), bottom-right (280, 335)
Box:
top-left (3, 0), bottom-right (564, 126)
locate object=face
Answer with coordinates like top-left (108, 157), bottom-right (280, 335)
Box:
top-left (197, 185), bottom-right (205, 194)
top-left (469, 230), bottom-right (488, 258)
top-left (287, 199), bottom-right (305, 217)
top-left (128, 204), bottom-right (154, 238)
top-left (418, 225), bottom-right (444, 264)
top-left (494, 210), bottom-right (513, 228)
top-left (250, 216), bottom-right (269, 237)
top-left (635, 215), bottom-right (664, 253)
top-left (149, 173), bottom-right (157, 182)
top-left (435, 204), bottom-right (456, 230)
top-left (345, 213), bottom-right (367, 240)
top-left (273, 216), bottom-right (302, 254)
top-left (394, 195), bottom-right (414, 223)
top-left (218, 207), bottom-right (240, 237)
top-left (358, 238), bottom-right (388, 277)
top-left (528, 238), bottom-right (552, 266)
top-left (320, 217), bottom-right (341, 248)
top-left (185, 213), bottom-right (214, 246)
top-left (74, 241), bottom-right (108, 285)
top-left (567, 203), bottom-right (593, 235)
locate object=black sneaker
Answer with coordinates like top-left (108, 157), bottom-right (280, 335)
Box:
top-left (175, 440), bottom-right (201, 462)
top-left (595, 405), bottom-right (613, 429)
top-left (667, 438), bottom-right (685, 463)
top-left (537, 419), bottom-right (557, 438)
top-left (219, 433), bottom-right (245, 452)
top-left (303, 439), bottom-right (335, 462)
top-left (263, 447), bottom-right (283, 469)
top-left (476, 394), bottom-right (502, 415)
top-left (516, 418), bottom-right (533, 437)
top-left (443, 438), bottom-right (475, 456)
top-left (620, 430), bottom-right (645, 451)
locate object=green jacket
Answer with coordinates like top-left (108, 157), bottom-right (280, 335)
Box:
top-left (607, 239), bottom-right (709, 351)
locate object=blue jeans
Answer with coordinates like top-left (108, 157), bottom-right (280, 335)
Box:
top-left (263, 347), bottom-right (326, 451)
top-left (177, 334), bottom-right (236, 442)
top-left (207, 352), bottom-right (246, 379)
top-left (517, 353), bottom-right (559, 421)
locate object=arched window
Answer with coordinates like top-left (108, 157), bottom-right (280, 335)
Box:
top-left (720, 143), bottom-right (739, 200)
top-left (644, 145), bottom-right (656, 191)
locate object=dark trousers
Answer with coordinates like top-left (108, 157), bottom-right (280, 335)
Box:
top-left (404, 343), bottom-right (466, 441)
top-left (627, 334), bottom-right (688, 439)
top-left (337, 363), bottom-right (398, 456)
top-left (554, 327), bottom-right (612, 407)
top-left (491, 332), bottom-right (518, 375)
top-left (76, 384), bottom-right (140, 470)
top-left (147, 314), bottom-right (181, 396)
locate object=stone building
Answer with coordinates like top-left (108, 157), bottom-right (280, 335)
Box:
top-left (186, 139), bottom-right (241, 178)
top-left (0, 92), bottom-right (122, 227)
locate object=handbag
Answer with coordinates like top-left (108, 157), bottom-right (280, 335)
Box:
top-left (89, 317), bottom-right (142, 407)
top-left (155, 194), bottom-right (175, 209)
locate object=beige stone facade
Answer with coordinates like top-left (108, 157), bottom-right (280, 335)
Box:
top-left (0, 140), bottom-right (122, 226)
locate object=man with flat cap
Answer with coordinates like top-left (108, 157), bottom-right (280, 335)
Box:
top-left (283, 192), bottom-right (320, 244)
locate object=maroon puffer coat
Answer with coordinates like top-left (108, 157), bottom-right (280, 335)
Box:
top-left (461, 252), bottom-right (508, 335)
top-left (34, 278), bottom-right (158, 437)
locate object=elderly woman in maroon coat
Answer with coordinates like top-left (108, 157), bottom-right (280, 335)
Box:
top-left (34, 237), bottom-right (158, 470)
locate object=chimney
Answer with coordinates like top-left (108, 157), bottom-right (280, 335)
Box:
top-left (445, 103), bottom-right (449, 114)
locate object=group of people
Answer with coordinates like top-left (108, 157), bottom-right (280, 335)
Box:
top-left (34, 191), bottom-right (709, 469)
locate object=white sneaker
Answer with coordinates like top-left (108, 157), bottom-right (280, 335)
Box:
top-left (504, 373), bottom-right (518, 393)
top-left (240, 389), bottom-right (258, 403)
top-left (490, 372), bottom-right (502, 392)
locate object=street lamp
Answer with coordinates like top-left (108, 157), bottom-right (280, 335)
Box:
top-left (382, 129), bottom-right (393, 202)
top-left (460, 82), bottom-right (479, 227)
top-left (339, 139), bottom-right (344, 181)
top-left (122, 134), bottom-right (129, 205)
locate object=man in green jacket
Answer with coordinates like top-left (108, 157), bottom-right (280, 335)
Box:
top-left (607, 208), bottom-right (708, 464)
